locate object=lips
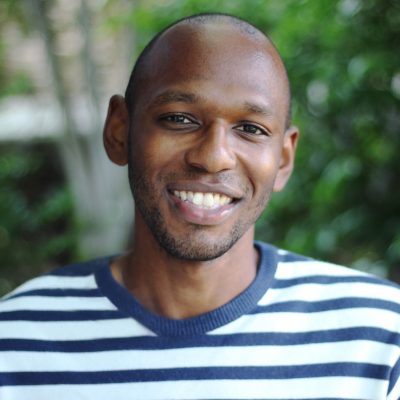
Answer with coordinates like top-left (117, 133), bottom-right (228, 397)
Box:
top-left (167, 183), bottom-right (241, 225)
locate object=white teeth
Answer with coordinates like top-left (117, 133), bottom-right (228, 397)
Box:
top-left (173, 190), bottom-right (233, 208)
top-left (193, 192), bottom-right (203, 206)
top-left (220, 195), bottom-right (229, 205)
top-left (203, 193), bottom-right (214, 207)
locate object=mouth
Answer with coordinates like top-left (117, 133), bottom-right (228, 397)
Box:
top-left (167, 186), bottom-right (240, 226)
top-left (172, 190), bottom-right (233, 209)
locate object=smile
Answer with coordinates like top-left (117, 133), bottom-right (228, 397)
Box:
top-left (173, 190), bottom-right (233, 209)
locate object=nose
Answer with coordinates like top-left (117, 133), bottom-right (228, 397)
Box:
top-left (184, 121), bottom-right (236, 173)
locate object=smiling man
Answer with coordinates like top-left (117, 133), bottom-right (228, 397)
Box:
top-left (104, 15), bottom-right (298, 320)
top-left (1, 13), bottom-right (400, 400)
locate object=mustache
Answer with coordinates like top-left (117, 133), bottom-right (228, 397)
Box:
top-left (159, 170), bottom-right (247, 190)
top-left (128, 156), bottom-right (249, 196)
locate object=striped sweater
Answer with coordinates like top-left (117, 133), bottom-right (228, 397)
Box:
top-left (1, 241), bottom-right (400, 399)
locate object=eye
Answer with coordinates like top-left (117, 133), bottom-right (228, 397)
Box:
top-left (235, 123), bottom-right (269, 137)
top-left (160, 114), bottom-right (194, 124)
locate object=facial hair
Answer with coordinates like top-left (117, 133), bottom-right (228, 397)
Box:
top-left (128, 158), bottom-right (273, 262)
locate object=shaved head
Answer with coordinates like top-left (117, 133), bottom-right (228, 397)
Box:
top-left (124, 13), bottom-right (292, 128)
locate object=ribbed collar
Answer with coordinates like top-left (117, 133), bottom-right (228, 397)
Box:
top-left (95, 241), bottom-right (278, 336)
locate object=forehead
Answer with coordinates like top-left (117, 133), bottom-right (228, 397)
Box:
top-left (143, 23), bottom-right (281, 79)
top-left (134, 23), bottom-right (289, 122)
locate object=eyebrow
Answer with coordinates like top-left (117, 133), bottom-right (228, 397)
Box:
top-left (151, 90), bottom-right (200, 107)
top-left (243, 101), bottom-right (273, 117)
top-left (150, 90), bottom-right (274, 118)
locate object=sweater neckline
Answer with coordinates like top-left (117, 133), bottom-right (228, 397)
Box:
top-left (95, 241), bottom-right (278, 336)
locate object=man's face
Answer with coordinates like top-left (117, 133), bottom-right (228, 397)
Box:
top-left (127, 24), bottom-right (297, 261)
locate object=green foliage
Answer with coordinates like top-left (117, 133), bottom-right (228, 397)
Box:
top-left (0, 71), bottom-right (35, 98)
top-left (0, 144), bottom-right (78, 295)
top-left (0, 1), bottom-right (35, 99)
top-left (254, 0), bottom-right (400, 279)
top-left (119, 0), bottom-right (400, 278)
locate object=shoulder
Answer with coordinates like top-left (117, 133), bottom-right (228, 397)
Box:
top-left (256, 240), bottom-right (400, 308)
top-left (0, 256), bottom-right (112, 310)
top-left (257, 240), bottom-right (398, 286)
top-left (276, 245), bottom-right (397, 287)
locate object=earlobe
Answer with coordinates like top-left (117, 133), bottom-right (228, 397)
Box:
top-left (273, 126), bottom-right (299, 192)
top-left (103, 95), bottom-right (129, 166)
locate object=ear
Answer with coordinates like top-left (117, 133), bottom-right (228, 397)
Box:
top-left (273, 126), bottom-right (300, 192)
top-left (103, 95), bottom-right (129, 166)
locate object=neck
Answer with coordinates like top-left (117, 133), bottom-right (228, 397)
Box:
top-left (111, 218), bottom-right (258, 320)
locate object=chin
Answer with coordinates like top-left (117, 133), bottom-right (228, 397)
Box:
top-left (153, 225), bottom-right (244, 262)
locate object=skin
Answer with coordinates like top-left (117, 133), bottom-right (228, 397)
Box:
top-left (103, 21), bottom-right (299, 319)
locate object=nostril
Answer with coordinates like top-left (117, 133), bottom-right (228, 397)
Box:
top-left (184, 131), bottom-right (236, 173)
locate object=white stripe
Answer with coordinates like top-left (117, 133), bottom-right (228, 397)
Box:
top-left (0, 296), bottom-right (117, 311)
top-left (4, 275), bottom-right (97, 297)
top-left (1, 341), bottom-right (396, 372)
top-left (276, 260), bottom-right (374, 279)
top-left (1, 307), bottom-right (396, 340)
top-left (0, 319), bottom-right (156, 340)
top-left (4, 282), bottom-right (399, 312)
top-left (211, 307), bottom-right (400, 334)
top-left (0, 377), bottom-right (385, 400)
top-left (277, 248), bottom-right (290, 255)
top-left (258, 281), bottom-right (400, 305)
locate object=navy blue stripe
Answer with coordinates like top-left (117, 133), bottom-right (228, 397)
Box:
top-left (0, 363), bottom-right (389, 386)
top-left (2, 298), bottom-right (397, 321)
top-left (273, 275), bottom-right (397, 289)
top-left (388, 355), bottom-right (400, 393)
top-left (1, 327), bottom-right (397, 352)
top-left (253, 297), bottom-right (400, 314)
top-left (5, 289), bottom-right (102, 300)
top-left (0, 310), bottom-right (124, 321)
top-left (278, 252), bottom-right (310, 263)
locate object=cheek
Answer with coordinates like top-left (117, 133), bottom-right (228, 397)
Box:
top-left (131, 130), bottom-right (186, 174)
top-left (238, 146), bottom-right (282, 197)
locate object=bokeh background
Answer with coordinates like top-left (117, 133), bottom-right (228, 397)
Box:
top-left (0, 0), bottom-right (399, 295)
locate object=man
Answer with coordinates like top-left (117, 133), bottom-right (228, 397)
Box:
top-left (1, 13), bottom-right (399, 400)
